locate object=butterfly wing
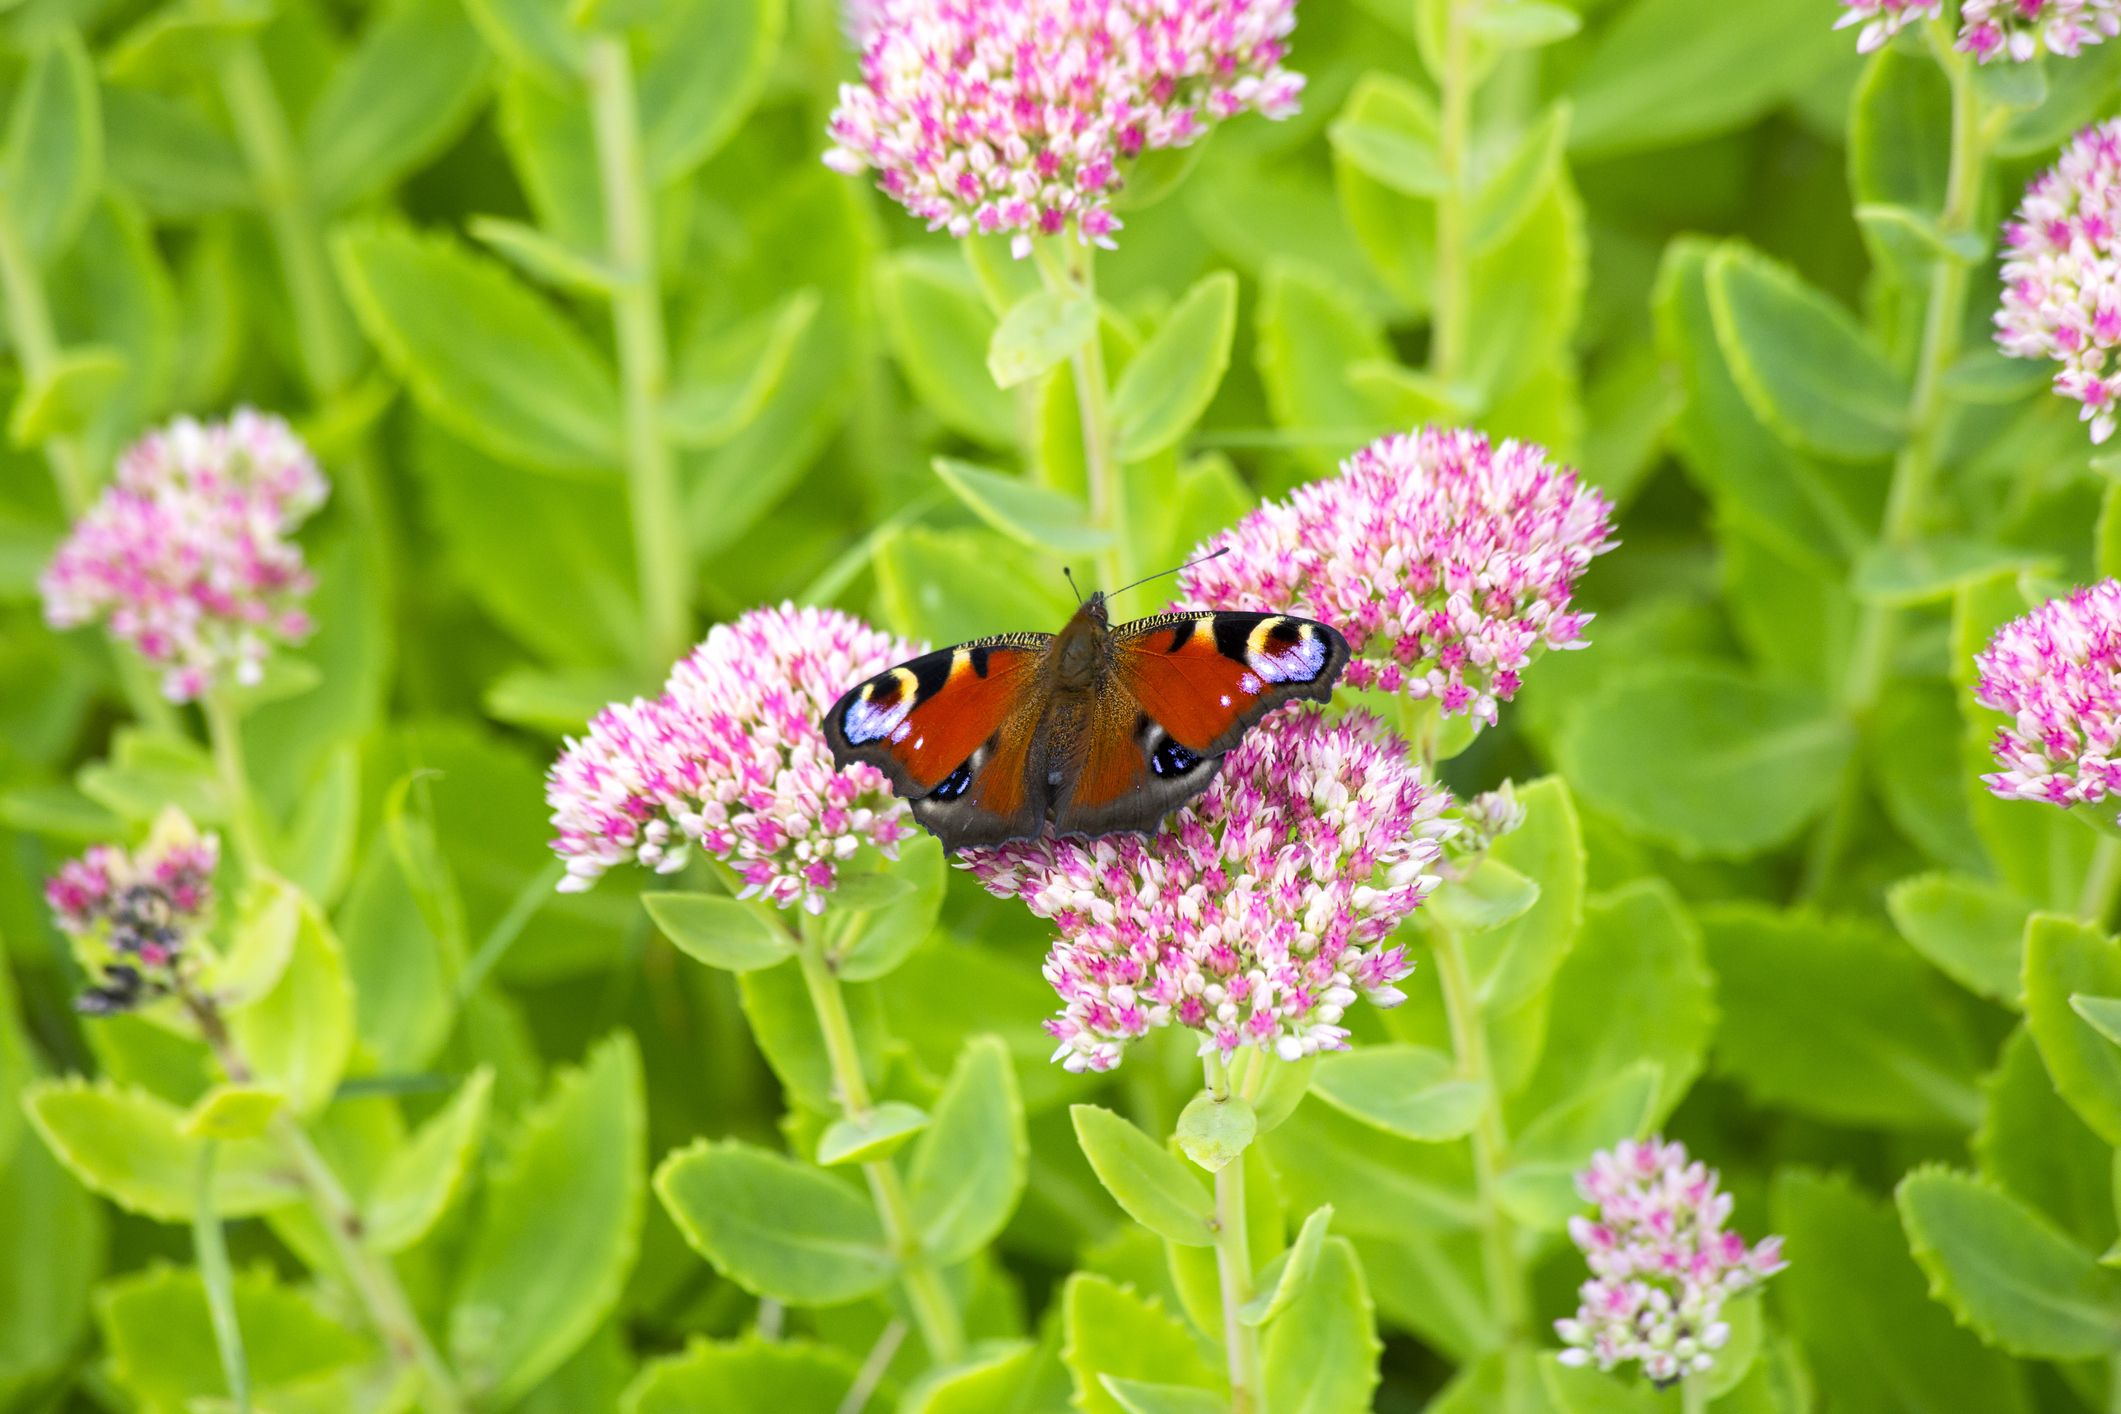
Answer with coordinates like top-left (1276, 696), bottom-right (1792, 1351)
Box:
top-left (821, 635), bottom-right (1055, 850)
top-left (1047, 611), bottom-right (1351, 838)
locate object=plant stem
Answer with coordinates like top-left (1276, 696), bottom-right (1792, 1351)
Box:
top-left (2081, 836), bottom-right (2121, 925)
top-left (794, 939), bottom-right (967, 1365)
top-left (185, 995), bottom-right (466, 1413)
top-left (193, 1145), bottom-right (252, 1414)
top-left (1034, 239), bottom-right (1126, 594)
top-left (1431, 921), bottom-right (1528, 1343)
top-left (201, 691), bottom-right (268, 875)
top-left (589, 35), bottom-right (691, 673)
top-left (1430, 0), bottom-right (1476, 382)
top-left (1681, 1372), bottom-right (1710, 1414)
top-left (1805, 32), bottom-right (1989, 900)
top-left (1204, 1053), bottom-right (1265, 1412)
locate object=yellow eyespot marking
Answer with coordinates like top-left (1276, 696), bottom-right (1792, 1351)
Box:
top-left (845, 667), bottom-right (918, 744)
top-left (1246, 617), bottom-right (1326, 684)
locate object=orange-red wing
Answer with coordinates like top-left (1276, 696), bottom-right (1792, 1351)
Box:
top-left (822, 638), bottom-right (1046, 796)
top-left (1114, 612), bottom-right (1351, 755)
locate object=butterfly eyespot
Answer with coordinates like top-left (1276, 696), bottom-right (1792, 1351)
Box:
top-left (1150, 738), bottom-right (1203, 779)
top-left (931, 760), bottom-right (976, 801)
top-left (1246, 618), bottom-right (1328, 684)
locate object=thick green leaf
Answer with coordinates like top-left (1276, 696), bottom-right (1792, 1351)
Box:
top-left (876, 252), bottom-right (1014, 447)
top-left (1704, 905), bottom-right (1983, 1130)
top-left (1262, 1237), bottom-right (1381, 1414)
top-left (1102, 1379), bottom-right (1227, 1414)
top-left (1898, 1167), bottom-right (2121, 1360)
top-left (933, 457), bottom-right (1111, 554)
top-left (1070, 1104), bottom-right (1217, 1246)
top-left (24, 1079), bottom-right (297, 1220)
top-left (365, 1067), bottom-right (492, 1252)
top-left (336, 221), bottom-right (621, 474)
top-left (1310, 1046), bottom-right (1484, 1142)
top-left (1327, 118), bottom-right (1448, 197)
top-left (1174, 1090), bottom-right (1256, 1173)
top-left (988, 286), bottom-right (1096, 389)
top-left (874, 525), bottom-right (1074, 647)
top-left (1060, 1274), bottom-right (1221, 1414)
top-left (1240, 1204), bottom-right (1334, 1327)
top-left (1854, 539), bottom-right (2052, 607)
top-left (97, 1263), bottom-right (367, 1413)
top-left (1111, 271), bottom-right (1238, 460)
top-left (227, 899), bottom-right (355, 1116)
top-left (4, 30), bottom-right (100, 262)
top-left (2074, 993), bottom-right (2121, 1046)
top-left (0, 1123), bottom-right (102, 1398)
top-left (621, 1336), bottom-right (859, 1414)
top-left (1706, 242), bottom-right (1909, 461)
top-left (302, 0), bottom-right (489, 210)
top-left (102, 87), bottom-right (247, 217)
top-left (1567, 0), bottom-right (1842, 156)
top-left (1469, 777), bottom-right (1585, 1008)
top-left (1426, 858), bottom-right (1540, 934)
top-left (1978, 1028), bottom-right (2117, 1255)
top-left (1472, 1), bottom-right (1580, 48)
top-left (1499, 1061), bottom-right (1661, 1230)
top-left (910, 1035), bottom-right (1027, 1263)
top-left (180, 1085), bottom-right (283, 1142)
top-left (655, 1139), bottom-right (895, 1303)
top-left (816, 1101), bottom-right (928, 1165)
top-left (643, 892), bottom-right (795, 972)
top-left (1774, 1169), bottom-right (2028, 1414)
top-left (639, 0), bottom-right (783, 180)
top-left (663, 288), bottom-right (818, 446)
top-left (1887, 873), bottom-right (2031, 1006)
top-left (8, 345), bottom-right (126, 446)
top-left (1329, 73), bottom-right (1439, 314)
top-left (2023, 914), bottom-right (2121, 1145)
top-left (450, 1034), bottom-right (645, 1404)
top-left (1556, 664), bottom-right (1854, 857)
top-left (1254, 262), bottom-right (1397, 470)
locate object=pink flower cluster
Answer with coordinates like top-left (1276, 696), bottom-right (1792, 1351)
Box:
top-left (1973, 579), bottom-right (2121, 805)
top-left (1960, 0), bottom-right (2121, 61)
top-left (39, 411), bottom-right (328, 702)
top-left (962, 709), bottom-right (1451, 1072)
top-left (47, 825), bottom-right (220, 1015)
top-left (1179, 427), bottom-right (1613, 728)
top-left (824, 0), bottom-right (1302, 255)
top-left (1997, 121), bottom-right (2121, 443)
top-left (547, 605), bottom-right (921, 912)
top-left (1556, 1138), bottom-right (1787, 1387)
top-left (1834, 0), bottom-right (1941, 52)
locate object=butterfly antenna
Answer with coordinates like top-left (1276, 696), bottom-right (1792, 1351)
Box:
top-left (1107, 546), bottom-right (1230, 602)
top-left (1062, 565), bottom-right (1083, 605)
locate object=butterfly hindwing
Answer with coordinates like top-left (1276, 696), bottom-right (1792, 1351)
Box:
top-left (1046, 611), bottom-right (1349, 837)
top-left (822, 635), bottom-right (1052, 848)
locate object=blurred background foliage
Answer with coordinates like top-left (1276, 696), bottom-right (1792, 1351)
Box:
top-left (5, 0), bottom-right (2121, 1407)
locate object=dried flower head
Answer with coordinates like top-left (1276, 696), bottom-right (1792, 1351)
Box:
top-left (962, 709), bottom-right (1451, 1072)
top-left (1997, 120), bottom-right (2121, 442)
top-left (1556, 1138), bottom-right (1787, 1387)
top-left (39, 410), bottom-right (328, 702)
top-left (547, 605), bottom-right (921, 912)
top-left (1973, 578), bottom-right (2121, 805)
top-left (47, 817), bottom-right (220, 1015)
top-left (1960, 0), bottom-right (2121, 61)
top-left (824, 0), bottom-right (1303, 254)
top-left (1179, 427), bottom-right (1613, 729)
top-left (1834, 0), bottom-right (1940, 52)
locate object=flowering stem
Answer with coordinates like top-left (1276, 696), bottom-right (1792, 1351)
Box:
top-left (1034, 239), bottom-right (1127, 594)
top-left (1430, 0), bottom-right (1477, 381)
top-left (2081, 836), bottom-right (2121, 925)
top-left (1807, 28), bottom-right (1990, 900)
top-left (1206, 1053), bottom-right (1266, 1411)
top-left (1681, 1373), bottom-right (1710, 1414)
top-left (184, 993), bottom-right (466, 1412)
top-left (589, 35), bottom-right (691, 674)
top-left (793, 935), bottom-right (967, 1365)
top-left (1430, 921), bottom-right (1529, 1343)
top-left (200, 691), bottom-right (268, 876)
top-left (192, 1145), bottom-right (252, 1414)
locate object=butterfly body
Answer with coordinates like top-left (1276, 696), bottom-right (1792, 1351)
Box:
top-left (823, 593), bottom-right (1350, 851)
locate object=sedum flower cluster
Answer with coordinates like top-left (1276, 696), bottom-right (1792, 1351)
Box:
top-left (40, 410), bottom-right (328, 702)
top-left (546, 605), bottom-right (920, 912)
top-left (1997, 120), bottom-right (2121, 443)
top-left (825, 0), bottom-right (1302, 254)
top-left (47, 820), bottom-right (220, 1015)
top-left (1835, 0), bottom-right (2121, 60)
top-left (963, 709), bottom-right (1451, 1072)
top-left (1179, 426), bottom-right (1614, 728)
top-left (1973, 577), bottom-right (2121, 805)
top-left (1556, 1138), bottom-right (1787, 1386)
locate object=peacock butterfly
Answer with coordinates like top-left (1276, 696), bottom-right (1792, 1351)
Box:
top-left (821, 555), bottom-right (1351, 851)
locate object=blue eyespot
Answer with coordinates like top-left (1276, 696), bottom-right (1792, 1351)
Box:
top-left (932, 761), bottom-right (975, 801)
top-left (1150, 738), bottom-right (1201, 779)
